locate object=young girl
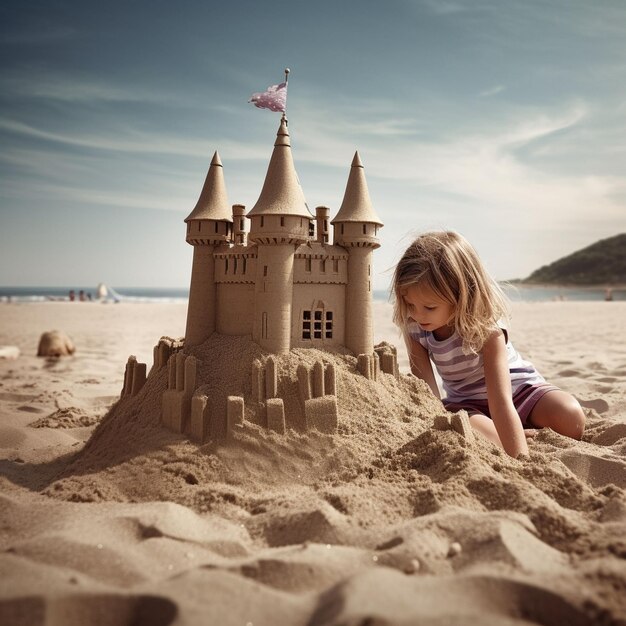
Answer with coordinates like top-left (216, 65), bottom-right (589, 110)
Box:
top-left (393, 231), bottom-right (585, 458)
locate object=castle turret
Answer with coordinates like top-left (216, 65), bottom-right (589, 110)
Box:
top-left (184, 151), bottom-right (232, 347)
top-left (332, 152), bottom-right (383, 356)
top-left (247, 117), bottom-right (313, 353)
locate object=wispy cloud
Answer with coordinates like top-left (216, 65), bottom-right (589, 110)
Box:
top-left (0, 117), bottom-right (270, 161)
top-left (479, 85), bottom-right (505, 98)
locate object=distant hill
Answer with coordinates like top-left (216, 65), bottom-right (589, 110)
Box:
top-left (524, 234), bottom-right (626, 285)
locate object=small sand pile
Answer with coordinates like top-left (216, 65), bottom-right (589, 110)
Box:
top-left (30, 407), bottom-right (101, 429)
top-left (36, 330), bottom-right (75, 357)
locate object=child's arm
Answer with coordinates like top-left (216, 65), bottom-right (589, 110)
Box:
top-left (406, 337), bottom-right (441, 399)
top-left (482, 330), bottom-right (529, 458)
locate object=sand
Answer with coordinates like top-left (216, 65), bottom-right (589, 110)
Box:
top-left (0, 299), bottom-right (625, 625)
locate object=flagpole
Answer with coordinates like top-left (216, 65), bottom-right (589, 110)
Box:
top-left (283, 68), bottom-right (290, 124)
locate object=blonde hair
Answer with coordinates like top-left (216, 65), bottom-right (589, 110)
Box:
top-left (392, 231), bottom-right (509, 354)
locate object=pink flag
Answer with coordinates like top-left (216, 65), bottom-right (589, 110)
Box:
top-left (249, 81), bottom-right (287, 113)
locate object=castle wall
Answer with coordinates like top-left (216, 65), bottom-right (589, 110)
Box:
top-left (293, 255), bottom-right (347, 284)
top-left (291, 283), bottom-right (345, 348)
top-left (216, 283), bottom-right (255, 335)
top-left (214, 251), bottom-right (257, 283)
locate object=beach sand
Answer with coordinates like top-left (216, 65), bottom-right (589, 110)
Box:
top-left (0, 300), bottom-right (625, 625)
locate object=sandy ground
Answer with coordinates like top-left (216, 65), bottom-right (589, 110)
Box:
top-left (0, 300), bottom-right (625, 625)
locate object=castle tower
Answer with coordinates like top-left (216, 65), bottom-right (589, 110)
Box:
top-left (247, 117), bottom-right (313, 353)
top-left (332, 152), bottom-right (383, 356)
top-left (184, 151), bottom-right (232, 347)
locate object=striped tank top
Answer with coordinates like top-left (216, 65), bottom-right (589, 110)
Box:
top-left (409, 323), bottom-right (545, 403)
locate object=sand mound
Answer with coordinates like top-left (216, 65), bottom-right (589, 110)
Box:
top-left (37, 331), bottom-right (75, 357)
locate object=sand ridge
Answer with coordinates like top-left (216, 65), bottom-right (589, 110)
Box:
top-left (0, 300), bottom-right (625, 625)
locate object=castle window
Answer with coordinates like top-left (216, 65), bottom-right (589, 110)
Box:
top-left (225, 258), bottom-right (229, 273)
top-left (243, 258), bottom-right (247, 274)
top-left (368, 264), bottom-right (371, 276)
top-left (262, 312), bottom-right (268, 339)
top-left (234, 258), bottom-right (238, 274)
top-left (333, 259), bottom-right (339, 273)
top-left (341, 224), bottom-right (344, 235)
top-left (215, 222), bottom-right (219, 233)
top-left (363, 224), bottom-right (367, 235)
top-left (305, 258), bottom-right (311, 272)
top-left (320, 259), bottom-right (326, 273)
top-left (309, 222), bottom-right (315, 237)
top-left (197, 222), bottom-right (201, 232)
top-left (263, 265), bottom-right (268, 277)
top-left (280, 216), bottom-right (285, 227)
top-left (261, 216), bottom-right (264, 227)
top-left (302, 309), bottom-right (332, 340)
top-left (240, 218), bottom-right (244, 230)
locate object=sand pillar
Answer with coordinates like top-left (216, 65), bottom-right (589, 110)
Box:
top-left (185, 245), bottom-right (216, 347)
top-left (345, 246), bottom-right (374, 356)
top-left (253, 244), bottom-right (294, 354)
top-left (315, 206), bottom-right (330, 244)
top-left (232, 204), bottom-right (246, 246)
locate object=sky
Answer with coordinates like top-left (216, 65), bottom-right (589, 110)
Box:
top-left (1, 0), bottom-right (625, 291)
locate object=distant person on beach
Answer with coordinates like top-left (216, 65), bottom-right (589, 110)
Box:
top-left (69, 289), bottom-right (75, 302)
top-left (605, 288), bottom-right (613, 301)
top-left (392, 231), bottom-right (586, 458)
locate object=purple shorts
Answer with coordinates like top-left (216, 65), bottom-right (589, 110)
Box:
top-left (443, 383), bottom-right (559, 427)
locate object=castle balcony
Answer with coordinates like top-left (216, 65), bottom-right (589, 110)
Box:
top-left (186, 219), bottom-right (232, 246)
top-left (247, 214), bottom-right (310, 246)
top-left (333, 222), bottom-right (381, 248)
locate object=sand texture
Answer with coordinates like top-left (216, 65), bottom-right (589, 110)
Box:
top-left (1, 300), bottom-right (625, 625)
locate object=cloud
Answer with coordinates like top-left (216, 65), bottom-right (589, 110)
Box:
top-left (0, 117), bottom-right (270, 161)
top-left (479, 85), bottom-right (505, 98)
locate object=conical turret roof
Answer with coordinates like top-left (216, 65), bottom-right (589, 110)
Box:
top-left (185, 151), bottom-right (232, 223)
top-left (331, 152), bottom-right (383, 225)
top-left (247, 117), bottom-right (312, 219)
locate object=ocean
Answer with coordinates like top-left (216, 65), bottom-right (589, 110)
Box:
top-left (1, 284), bottom-right (624, 304)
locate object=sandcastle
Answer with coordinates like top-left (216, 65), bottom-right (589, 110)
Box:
top-left (120, 116), bottom-right (400, 441)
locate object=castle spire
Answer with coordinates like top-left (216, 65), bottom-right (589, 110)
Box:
top-left (331, 152), bottom-right (383, 226)
top-left (247, 117), bottom-right (312, 219)
top-left (185, 151), bottom-right (232, 223)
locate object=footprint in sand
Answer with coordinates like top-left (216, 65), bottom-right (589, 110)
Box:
top-left (578, 398), bottom-right (609, 414)
top-left (594, 376), bottom-right (618, 383)
top-left (560, 450), bottom-right (626, 489)
top-left (592, 423), bottom-right (626, 446)
top-left (556, 369), bottom-right (582, 378)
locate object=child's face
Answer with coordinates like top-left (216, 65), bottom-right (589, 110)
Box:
top-left (402, 283), bottom-right (455, 337)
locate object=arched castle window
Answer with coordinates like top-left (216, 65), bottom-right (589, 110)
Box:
top-left (305, 258), bottom-right (311, 272)
top-left (333, 259), bottom-right (339, 273)
top-left (320, 259), bottom-right (326, 273)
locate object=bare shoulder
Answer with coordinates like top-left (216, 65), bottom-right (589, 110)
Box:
top-left (481, 328), bottom-right (507, 357)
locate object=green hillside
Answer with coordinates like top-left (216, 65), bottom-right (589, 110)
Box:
top-left (524, 233), bottom-right (626, 285)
